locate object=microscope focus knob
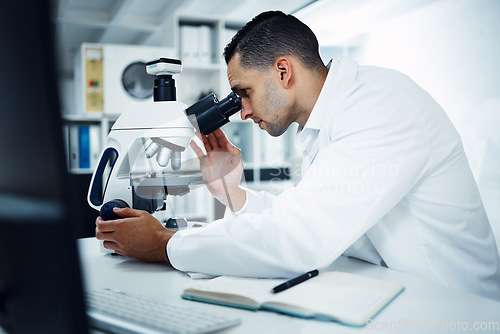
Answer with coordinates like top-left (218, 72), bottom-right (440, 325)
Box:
top-left (100, 199), bottom-right (130, 221)
top-left (165, 217), bottom-right (188, 230)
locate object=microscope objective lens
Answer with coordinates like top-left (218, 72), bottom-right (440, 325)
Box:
top-left (171, 151), bottom-right (181, 171)
top-left (145, 141), bottom-right (161, 159)
top-left (157, 146), bottom-right (172, 167)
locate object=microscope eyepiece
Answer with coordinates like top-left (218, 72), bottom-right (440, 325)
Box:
top-left (185, 92), bottom-right (242, 135)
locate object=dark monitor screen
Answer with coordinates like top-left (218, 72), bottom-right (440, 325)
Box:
top-left (0, 1), bottom-right (88, 333)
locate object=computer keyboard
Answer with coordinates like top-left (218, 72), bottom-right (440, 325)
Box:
top-left (85, 288), bottom-right (241, 334)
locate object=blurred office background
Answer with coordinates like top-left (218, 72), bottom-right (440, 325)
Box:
top-left (295, 0), bottom-right (500, 247)
top-left (51, 0), bottom-right (500, 246)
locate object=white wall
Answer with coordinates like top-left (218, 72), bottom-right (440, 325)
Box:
top-left (354, 0), bottom-right (500, 244)
top-left (306, 0), bottom-right (500, 243)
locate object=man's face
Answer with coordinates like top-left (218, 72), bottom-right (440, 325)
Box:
top-left (227, 54), bottom-right (294, 137)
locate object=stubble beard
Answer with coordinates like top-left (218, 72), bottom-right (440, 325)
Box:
top-left (263, 80), bottom-right (295, 137)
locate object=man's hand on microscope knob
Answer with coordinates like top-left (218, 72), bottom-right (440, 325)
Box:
top-left (95, 208), bottom-right (175, 263)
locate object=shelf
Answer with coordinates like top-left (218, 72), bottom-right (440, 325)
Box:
top-left (181, 63), bottom-right (223, 72)
top-left (62, 114), bottom-right (101, 122)
top-left (62, 114), bottom-right (119, 123)
top-left (68, 168), bottom-right (94, 175)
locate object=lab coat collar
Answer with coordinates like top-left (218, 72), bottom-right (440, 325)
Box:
top-left (296, 56), bottom-right (359, 150)
top-left (302, 59), bottom-right (337, 131)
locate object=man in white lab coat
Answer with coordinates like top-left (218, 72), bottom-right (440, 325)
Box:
top-left (96, 11), bottom-right (500, 299)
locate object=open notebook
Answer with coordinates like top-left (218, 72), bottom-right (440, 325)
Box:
top-left (182, 271), bottom-right (404, 326)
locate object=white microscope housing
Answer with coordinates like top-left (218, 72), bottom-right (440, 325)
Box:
top-left (87, 57), bottom-right (241, 224)
top-left (87, 58), bottom-right (204, 220)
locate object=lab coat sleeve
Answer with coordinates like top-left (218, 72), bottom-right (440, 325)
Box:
top-left (167, 85), bottom-right (432, 278)
top-left (223, 186), bottom-right (277, 219)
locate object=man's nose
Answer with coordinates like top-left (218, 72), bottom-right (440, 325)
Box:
top-left (240, 100), bottom-right (253, 120)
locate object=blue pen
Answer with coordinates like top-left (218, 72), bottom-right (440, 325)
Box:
top-left (271, 270), bottom-right (319, 294)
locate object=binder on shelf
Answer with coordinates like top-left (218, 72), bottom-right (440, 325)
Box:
top-left (65, 124), bottom-right (101, 172)
top-left (198, 25), bottom-right (212, 64)
top-left (180, 25), bottom-right (199, 65)
top-left (68, 125), bottom-right (80, 169)
top-left (89, 125), bottom-right (101, 169)
top-left (78, 125), bottom-right (90, 169)
top-left (63, 125), bottom-right (70, 170)
top-left (180, 24), bottom-right (214, 66)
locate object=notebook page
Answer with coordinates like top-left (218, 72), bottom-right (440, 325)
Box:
top-left (185, 276), bottom-right (286, 306)
top-left (264, 272), bottom-right (402, 324)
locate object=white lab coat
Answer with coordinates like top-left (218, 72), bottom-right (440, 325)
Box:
top-left (168, 56), bottom-right (500, 299)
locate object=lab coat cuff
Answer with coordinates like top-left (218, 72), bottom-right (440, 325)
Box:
top-left (166, 232), bottom-right (184, 270)
top-left (166, 219), bottom-right (229, 275)
top-left (224, 186), bottom-right (270, 218)
top-left (223, 193), bottom-right (249, 218)
top-left (167, 225), bottom-right (215, 268)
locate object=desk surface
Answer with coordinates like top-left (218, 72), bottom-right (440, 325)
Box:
top-left (78, 238), bottom-right (500, 333)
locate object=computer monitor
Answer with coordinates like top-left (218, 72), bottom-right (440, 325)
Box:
top-left (0, 1), bottom-right (89, 333)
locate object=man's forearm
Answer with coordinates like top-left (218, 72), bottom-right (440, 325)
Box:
top-left (225, 186), bottom-right (247, 212)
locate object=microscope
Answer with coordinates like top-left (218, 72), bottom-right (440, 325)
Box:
top-left (87, 58), bottom-right (241, 230)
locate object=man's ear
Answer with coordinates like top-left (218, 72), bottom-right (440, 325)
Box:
top-left (275, 57), bottom-right (293, 89)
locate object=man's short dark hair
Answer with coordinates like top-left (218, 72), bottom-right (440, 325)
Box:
top-left (223, 11), bottom-right (324, 72)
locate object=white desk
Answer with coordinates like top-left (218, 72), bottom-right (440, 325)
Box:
top-left (78, 238), bottom-right (500, 333)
